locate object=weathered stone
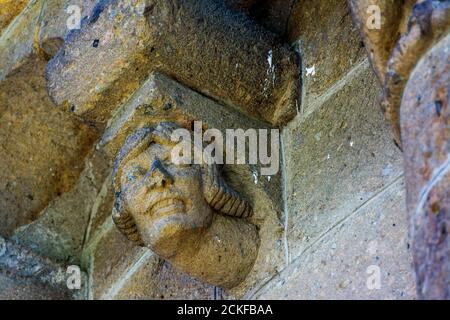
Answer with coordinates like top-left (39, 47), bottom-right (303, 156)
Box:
top-left (249, 0), bottom-right (295, 36)
top-left (223, 0), bottom-right (258, 13)
top-left (111, 122), bottom-right (260, 289)
top-left (83, 221), bottom-right (147, 299)
top-left (0, 273), bottom-right (70, 300)
top-left (382, 0), bottom-right (450, 145)
top-left (1, 0), bottom-right (440, 301)
top-left (349, 0), bottom-right (450, 300)
top-left (46, 0), bottom-right (298, 127)
top-left (282, 63), bottom-right (404, 259)
top-left (0, 0), bottom-right (100, 237)
top-left (348, 0), bottom-right (416, 84)
top-left (100, 72), bottom-right (287, 297)
top-left (0, 0), bottom-right (41, 80)
top-left (288, 0), bottom-right (367, 111)
top-left (101, 72), bottom-right (283, 213)
top-left (401, 33), bottom-right (450, 300)
top-left (0, 236), bottom-right (87, 299)
top-left (0, 58), bottom-right (98, 237)
top-left (0, 0), bottom-right (28, 35)
top-left (349, 0), bottom-right (450, 145)
top-left (38, 0), bottom-right (97, 58)
top-left (11, 150), bottom-right (111, 265)
top-left (254, 179), bottom-right (416, 300)
top-left (0, 0), bottom-right (83, 80)
top-left (83, 221), bottom-right (215, 299)
top-left (105, 254), bottom-right (216, 300)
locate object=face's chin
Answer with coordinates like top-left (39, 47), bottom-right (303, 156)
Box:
top-left (147, 213), bottom-right (201, 258)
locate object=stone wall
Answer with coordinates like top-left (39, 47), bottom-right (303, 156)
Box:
top-left (0, 0), bottom-right (419, 299)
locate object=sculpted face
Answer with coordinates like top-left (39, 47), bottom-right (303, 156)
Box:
top-left (118, 132), bottom-right (212, 257)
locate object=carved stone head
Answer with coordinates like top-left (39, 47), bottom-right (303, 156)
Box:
top-left (112, 122), bottom-right (253, 258)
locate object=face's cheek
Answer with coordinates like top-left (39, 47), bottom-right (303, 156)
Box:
top-left (171, 167), bottom-right (212, 228)
top-left (122, 179), bottom-right (150, 219)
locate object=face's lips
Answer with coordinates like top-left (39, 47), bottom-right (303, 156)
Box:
top-left (149, 198), bottom-right (186, 218)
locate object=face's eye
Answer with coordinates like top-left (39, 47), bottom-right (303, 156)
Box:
top-left (126, 165), bottom-right (147, 183)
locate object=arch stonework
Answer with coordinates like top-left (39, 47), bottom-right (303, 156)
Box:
top-left (0, 0), bottom-right (447, 299)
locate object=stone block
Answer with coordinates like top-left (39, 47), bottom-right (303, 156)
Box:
top-left (11, 150), bottom-right (111, 265)
top-left (0, 0), bottom-right (28, 34)
top-left (106, 254), bottom-right (216, 300)
top-left (46, 0), bottom-right (298, 127)
top-left (0, 0), bottom-right (99, 237)
top-left (0, 236), bottom-right (87, 299)
top-left (282, 63), bottom-right (404, 260)
top-left (39, 0), bottom-right (97, 57)
top-left (287, 0), bottom-right (367, 112)
top-left (0, 0), bottom-right (41, 80)
top-left (0, 273), bottom-right (70, 300)
top-left (254, 179), bottom-right (416, 300)
top-left (0, 58), bottom-right (97, 237)
top-left (83, 221), bottom-right (146, 299)
top-left (84, 221), bottom-right (216, 300)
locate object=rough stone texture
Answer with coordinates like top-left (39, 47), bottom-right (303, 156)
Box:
top-left (82, 220), bottom-right (146, 299)
top-left (350, 0), bottom-right (450, 298)
top-left (381, 0), bottom-right (450, 146)
top-left (287, 0), bottom-right (367, 112)
top-left (282, 63), bottom-right (404, 259)
top-left (0, 0), bottom-right (28, 34)
top-left (100, 73), bottom-right (286, 297)
top-left (83, 222), bottom-right (215, 300)
top-left (401, 33), bottom-right (450, 299)
top-left (0, 0), bottom-right (93, 80)
top-left (0, 236), bottom-right (87, 299)
top-left (46, 0), bottom-right (298, 127)
top-left (349, 0), bottom-right (450, 145)
top-left (0, 273), bottom-right (70, 300)
top-left (0, 0), bottom-right (431, 300)
top-left (0, 0), bottom-right (42, 81)
top-left (11, 150), bottom-right (111, 265)
top-left (254, 179), bottom-right (416, 300)
top-left (106, 253), bottom-right (216, 300)
top-left (0, 0), bottom-right (99, 237)
top-left (0, 57), bottom-right (97, 237)
top-left (249, 0), bottom-right (295, 37)
top-left (39, 0), bottom-right (97, 58)
top-left (348, 0), bottom-right (416, 84)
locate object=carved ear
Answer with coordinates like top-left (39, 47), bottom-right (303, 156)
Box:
top-left (112, 197), bottom-right (145, 246)
top-left (202, 164), bottom-right (253, 219)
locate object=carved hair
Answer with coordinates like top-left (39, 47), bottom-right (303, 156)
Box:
top-left (112, 122), bottom-right (253, 245)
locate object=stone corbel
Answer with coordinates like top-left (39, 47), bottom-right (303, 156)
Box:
top-left (99, 72), bottom-right (284, 289)
top-left (110, 121), bottom-right (260, 289)
top-left (45, 0), bottom-right (294, 290)
top-left (349, 0), bottom-right (450, 299)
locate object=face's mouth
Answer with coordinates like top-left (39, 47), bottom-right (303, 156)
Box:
top-left (149, 198), bottom-right (186, 218)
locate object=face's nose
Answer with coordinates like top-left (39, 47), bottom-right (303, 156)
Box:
top-left (147, 158), bottom-right (174, 188)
